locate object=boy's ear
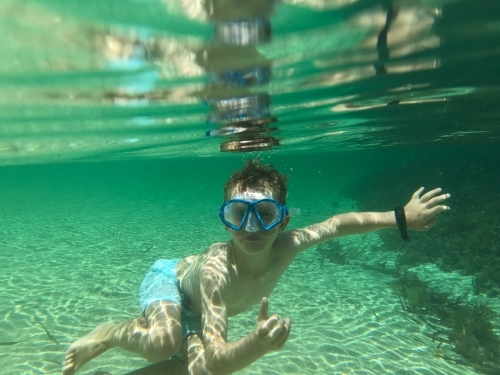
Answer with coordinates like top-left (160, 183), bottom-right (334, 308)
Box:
top-left (278, 216), bottom-right (291, 231)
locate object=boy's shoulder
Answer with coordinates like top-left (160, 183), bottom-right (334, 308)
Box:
top-left (182, 242), bottom-right (233, 286)
top-left (181, 242), bottom-right (231, 271)
top-left (199, 241), bottom-right (230, 259)
top-left (178, 242), bottom-right (229, 278)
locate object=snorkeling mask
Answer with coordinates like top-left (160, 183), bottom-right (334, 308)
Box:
top-left (219, 192), bottom-right (289, 232)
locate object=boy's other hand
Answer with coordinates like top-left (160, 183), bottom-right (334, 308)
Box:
top-left (404, 187), bottom-right (451, 231)
top-left (255, 297), bottom-right (291, 351)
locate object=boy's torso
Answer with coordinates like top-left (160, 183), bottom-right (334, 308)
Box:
top-left (177, 239), bottom-right (296, 316)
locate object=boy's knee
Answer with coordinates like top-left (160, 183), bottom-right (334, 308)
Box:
top-left (144, 325), bottom-right (183, 361)
top-left (142, 300), bottom-right (184, 361)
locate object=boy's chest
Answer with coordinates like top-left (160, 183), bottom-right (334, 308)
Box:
top-left (222, 261), bottom-right (288, 316)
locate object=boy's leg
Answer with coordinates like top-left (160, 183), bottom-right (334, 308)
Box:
top-left (119, 333), bottom-right (209, 375)
top-left (117, 359), bottom-right (188, 375)
top-left (112, 300), bottom-right (182, 361)
top-left (62, 300), bottom-right (182, 375)
top-left (62, 322), bottom-right (116, 375)
top-left (185, 333), bottom-right (209, 375)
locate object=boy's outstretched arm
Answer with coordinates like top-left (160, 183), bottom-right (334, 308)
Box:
top-left (285, 187), bottom-right (451, 253)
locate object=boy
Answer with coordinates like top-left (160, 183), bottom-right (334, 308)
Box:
top-left (62, 158), bottom-right (450, 375)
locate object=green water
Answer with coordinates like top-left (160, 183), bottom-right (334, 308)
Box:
top-left (1, 0), bottom-right (500, 374)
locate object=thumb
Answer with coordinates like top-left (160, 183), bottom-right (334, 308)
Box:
top-left (258, 297), bottom-right (269, 321)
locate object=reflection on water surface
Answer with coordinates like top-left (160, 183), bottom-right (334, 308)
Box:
top-left (0, 0), bottom-right (499, 163)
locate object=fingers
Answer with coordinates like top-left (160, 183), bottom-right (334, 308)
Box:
top-left (411, 187), bottom-right (425, 200)
top-left (259, 314), bottom-right (279, 336)
top-left (258, 297), bottom-right (269, 322)
top-left (268, 318), bottom-right (285, 339)
top-left (418, 187), bottom-right (444, 203)
top-left (272, 318), bottom-right (291, 347)
top-left (414, 216), bottom-right (437, 231)
top-left (262, 317), bottom-right (291, 349)
top-left (256, 297), bottom-right (291, 349)
top-left (425, 216), bottom-right (437, 229)
top-left (426, 194), bottom-right (451, 208)
top-left (428, 204), bottom-right (450, 216)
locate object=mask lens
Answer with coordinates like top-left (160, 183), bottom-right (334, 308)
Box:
top-left (255, 201), bottom-right (281, 226)
top-left (223, 201), bottom-right (249, 227)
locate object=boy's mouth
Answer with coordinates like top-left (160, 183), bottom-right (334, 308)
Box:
top-left (244, 235), bottom-right (262, 241)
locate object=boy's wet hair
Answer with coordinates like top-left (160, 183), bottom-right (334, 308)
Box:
top-left (224, 158), bottom-right (289, 204)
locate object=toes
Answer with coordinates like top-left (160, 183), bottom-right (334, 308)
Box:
top-left (64, 351), bottom-right (75, 360)
top-left (62, 364), bottom-right (75, 375)
top-left (62, 352), bottom-right (76, 375)
top-left (62, 353), bottom-right (74, 366)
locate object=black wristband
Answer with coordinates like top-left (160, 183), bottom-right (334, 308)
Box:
top-left (394, 206), bottom-right (411, 241)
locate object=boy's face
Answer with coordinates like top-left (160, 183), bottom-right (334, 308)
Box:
top-left (224, 186), bottom-right (290, 254)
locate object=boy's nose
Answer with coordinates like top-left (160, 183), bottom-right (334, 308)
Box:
top-left (245, 211), bottom-right (260, 232)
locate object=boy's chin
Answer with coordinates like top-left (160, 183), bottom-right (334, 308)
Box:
top-left (239, 239), bottom-right (272, 253)
top-left (242, 247), bottom-right (266, 255)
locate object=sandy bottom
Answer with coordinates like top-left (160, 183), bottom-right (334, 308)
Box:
top-left (0, 189), bottom-right (497, 375)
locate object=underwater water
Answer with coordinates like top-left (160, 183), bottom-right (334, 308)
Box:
top-left (1, 0), bottom-right (500, 374)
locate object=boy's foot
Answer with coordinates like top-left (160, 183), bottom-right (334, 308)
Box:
top-left (62, 322), bottom-right (115, 375)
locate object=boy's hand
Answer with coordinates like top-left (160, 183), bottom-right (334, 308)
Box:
top-left (404, 187), bottom-right (451, 231)
top-left (254, 297), bottom-right (291, 351)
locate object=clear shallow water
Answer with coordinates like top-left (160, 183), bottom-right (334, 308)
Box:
top-left (2, 150), bottom-right (500, 375)
top-left (1, 0), bottom-right (500, 374)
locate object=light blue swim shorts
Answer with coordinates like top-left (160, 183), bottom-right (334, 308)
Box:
top-left (139, 259), bottom-right (202, 338)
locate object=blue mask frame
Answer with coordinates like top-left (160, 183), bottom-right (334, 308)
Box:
top-left (219, 198), bottom-right (289, 231)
